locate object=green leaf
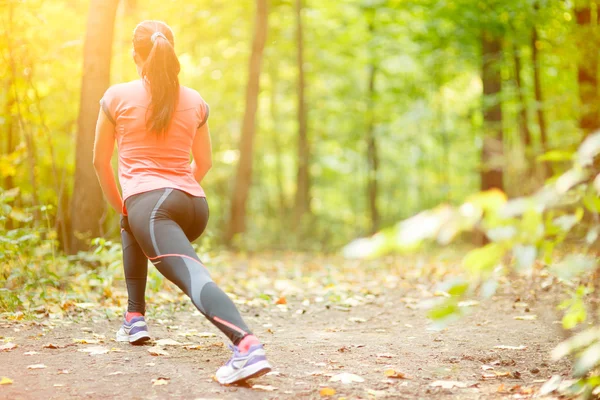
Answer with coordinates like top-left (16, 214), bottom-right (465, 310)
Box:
top-left (463, 244), bottom-right (505, 275)
top-left (536, 150), bottom-right (573, 163)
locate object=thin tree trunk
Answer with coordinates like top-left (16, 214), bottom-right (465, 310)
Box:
top-left (70, 0), bottom-right (119, 253)
top-left (27, 68), bottom-right (69, 251)
top-left (6, 2), bottom-right (40, 224)
top-left (531, 26), bottom-right (549, 178)
top-left (366, 16), bottom-right (379, 234)
top-left (577, 6), bottom-right (600, 136)
top-left (481, 32), bottom-right (504, 192)
top-left (225, 0), bottom-right (269, 244)
top-left (269, 63), bottom-right (288, 217)
top-left (513, 42), bottom-right (531, 150)
top-left (294, 0), bottom-right (310, 228)
top-left (2, 82), bottom-right (15, 193)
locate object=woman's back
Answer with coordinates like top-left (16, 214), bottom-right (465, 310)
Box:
top-left (100, 79), bottom-right (209, 204)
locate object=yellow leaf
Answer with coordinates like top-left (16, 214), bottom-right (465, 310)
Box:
top-left (384, 369), bottom-right (409, 379)
top-left (151, 377), bottom-right (170, 386)
top-left (0, 377), bottom-right (13, 385)
top-left (320, 387), bottom-right (336, 396)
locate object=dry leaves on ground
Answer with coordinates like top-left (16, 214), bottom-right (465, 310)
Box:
top-left (151, 377), bottom-right (170, 386)
top-left (148, 346), bottom-right (169, 356)
top-left (329, 372), bottom-right (365, 384)
top-left (252, 384), bottom-right (278, 391)
top-left (430, 380), bottom-right (468, 389)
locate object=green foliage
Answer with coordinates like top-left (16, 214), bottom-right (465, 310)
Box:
top-left (346, 131), bottom-right (600, 397)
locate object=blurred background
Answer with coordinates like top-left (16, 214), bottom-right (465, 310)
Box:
top-left (0, 0), bottom-right (591, 253)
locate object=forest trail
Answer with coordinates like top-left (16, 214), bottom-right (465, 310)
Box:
top-left (0, 256), bottom-right (569, 400)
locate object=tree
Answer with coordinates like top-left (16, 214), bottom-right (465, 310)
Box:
top-left (366, 9), bottom-right (380, 234)
top-left (480, 32), bottom-right (504, 192)
top-left (293, 0), bottom-right (310, 228)
top-left (225, 0), bottom-right (269, 244)
top-left (576, 4), bottom-right (600, 136)
top-left (70, 0), bottom-right (119, 252)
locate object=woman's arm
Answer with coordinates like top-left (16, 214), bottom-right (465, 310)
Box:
top-left (191, 122), bottom-right (213, 183)
top-left (93, 109), bottom-right (123, 213)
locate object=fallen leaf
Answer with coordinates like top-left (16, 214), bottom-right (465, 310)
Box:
top-left (0, 342), bottom-right (17, 351)
top-left (384, 369), bottom-right (410, 379)
top-left (197, 332), bottom-right (216, 338)
top-left (148, 346), bottom-right (169, 356)
top-left (58, 370), bottom-right (69, 374)
top-left (430, 380), bottom-right (467, 389)
top-left (348, 317), bottom-right (366, 323)
top-left (184, 345), bottom-right (202, 350)
top-left (252, 384), bottom-right (278, 391)
top-left (0, 377), bottom-right (13, 385)
top-left (367, 389), bottom-right (388, 397)
top-left (266, 371), bottom-right (282, 376)
top-left (494, 345), bottom-right (527, 350)
top-left (458, 300), bottom-right (480, 307)
top-left (78, 346), bottom-right (109, 355)
top-left (514, 315), bottom-right (537, 320)
top-left (320, 387), bottom-right (336, 396)
top-left (27, 364), bottom-right (47, 370)
top-left (482, 373), bottom-right (497, 380)
top-left (53, 384), bottom-right (64, 387)
top-left (151, 377), bottom-right (170, 386)
top-left (376, 353), bottom-right (395, 358)
top-left (329, 372), bottom-right (365, 384)
top-left (481, 365), bottom-right (494, 371)
top-left (23, 351), bottom-right (39, 356)
top-left (146, 363), bottom-right (156, 367)
top-left (155, 339), bottom-right (183, 346)
top-left (43, 343), bottom-right (63, 349)
top-left (275, 297), bottom-right (287, 305)
top-left (108, 371), bottom-right (123, 376)
top-left (73, 338), bottom-right (99, 344)
top-left (74, 303), bottom-right (95, 309)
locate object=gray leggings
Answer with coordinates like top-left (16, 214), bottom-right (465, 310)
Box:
top-left (121, 188), bottom-right (252, 344)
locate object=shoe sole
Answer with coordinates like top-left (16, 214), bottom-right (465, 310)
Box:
top-left (116, 330), bottom-right (151, 345)
top-left (218, 360), bottom-right (272, 385)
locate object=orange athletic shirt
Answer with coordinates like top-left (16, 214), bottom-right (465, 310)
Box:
top-left (100, 79), bottom-right (208, 215)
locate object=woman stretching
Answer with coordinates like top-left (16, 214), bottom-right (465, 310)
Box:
top-left (93, 20), bottom-right (271, 384)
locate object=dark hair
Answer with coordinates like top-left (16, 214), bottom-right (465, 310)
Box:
top-left (132, 20), bottom-right (180, 135)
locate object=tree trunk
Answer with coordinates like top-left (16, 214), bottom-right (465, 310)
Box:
top-left (70, 0), bottom-right (119, 253)
top-left (224, 0), bottom-right (269, 244)
top-left (513, 42), bottom-right (531, 150)
top-left (269, 62), bottom-right (288, 217)
top-left (481, 32), bottom-right (504, 192)
top-left (531, 26), bottom-right (549, 178)
top-left (577, 6), bottom-right (600, 136)
top-left (6, 2), bottom-right (40, 224)
top-left (366, 16), bottom-right (379, 234)
top-left (294, 0), bottom-right (310, 228)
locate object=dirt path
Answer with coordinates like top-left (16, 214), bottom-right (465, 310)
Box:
top-left (0, 284), bottom-right (570, 400)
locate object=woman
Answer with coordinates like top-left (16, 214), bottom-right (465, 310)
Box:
top-left (93, 20), bottom-right (271, 385)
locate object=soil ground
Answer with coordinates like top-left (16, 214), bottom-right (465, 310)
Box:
top-left (0, 254), bottom-right (572, 399)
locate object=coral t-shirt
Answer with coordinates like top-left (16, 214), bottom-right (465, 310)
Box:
top-left (100, 80), bottom-right (208, 214)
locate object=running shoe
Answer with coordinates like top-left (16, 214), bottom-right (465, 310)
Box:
top-left (116, 315), bottom-right (151, 344)
top-left (215, 344), bottom-right (272, 384)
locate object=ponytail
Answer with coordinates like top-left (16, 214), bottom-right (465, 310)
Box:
top-left (132, 21), bottom-right (180, 135)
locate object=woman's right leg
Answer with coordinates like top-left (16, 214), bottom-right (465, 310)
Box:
top-left (125, 189), bottom-right (254, 344)
top-left (126, 189), bottom-right (271, 383)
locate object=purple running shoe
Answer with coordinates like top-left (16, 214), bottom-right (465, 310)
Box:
top-left (116, 315), bottom-right (151, 344)
top-left (215, 344), bottom-right (272, 384)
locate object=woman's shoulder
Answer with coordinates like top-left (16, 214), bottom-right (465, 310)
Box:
top-left (180, 85), bottom-right (206, 104)
top-left (106, 79), bottom-right (143, 96)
